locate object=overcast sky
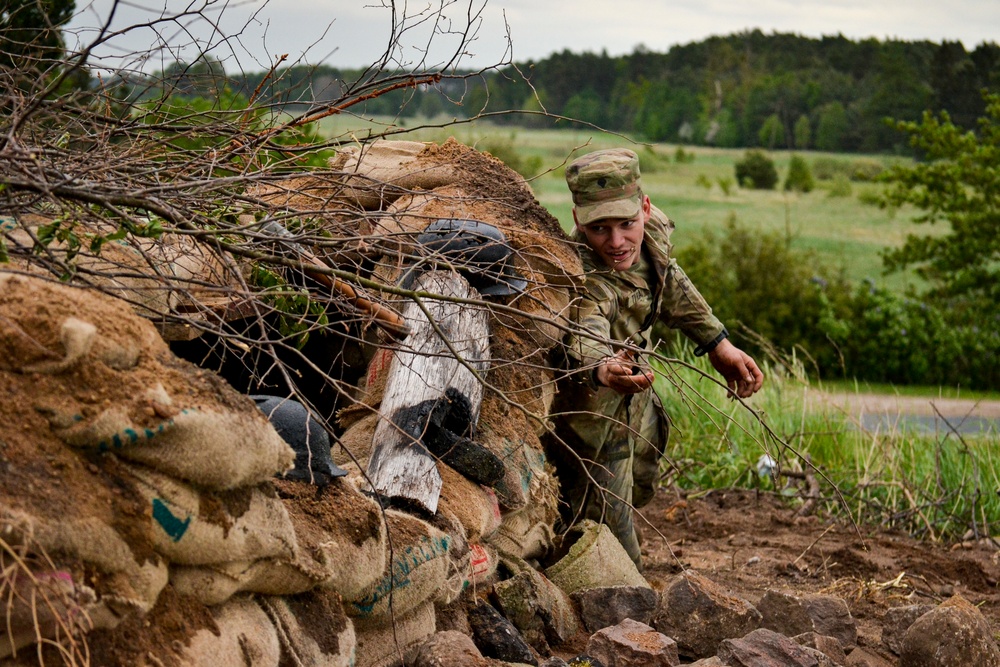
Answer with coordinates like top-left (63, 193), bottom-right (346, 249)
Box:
top-left (66, 0), bottom-right (1000, 73)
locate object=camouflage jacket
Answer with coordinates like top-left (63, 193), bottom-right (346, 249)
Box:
top-left (556, 205), bottom-right (725, 456)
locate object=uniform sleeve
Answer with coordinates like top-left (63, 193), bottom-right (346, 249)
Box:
top-left (659, 258), bottom-right (726, 348)
top-left (565, 279), bottom-right (617, 382)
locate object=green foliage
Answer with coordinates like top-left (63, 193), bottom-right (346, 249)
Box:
top-left (0, 0), bottom-right (74, 72)
top-left (674, 217), bottom-right (852, 370)
top-left (674, 146), bottom-right (695, 163)
top-left (139, 89), bottom-right (333, 170)
top-left (820, 282), bottom-right (1000, 388)
top-left (250, 264), bottom-right (329, 348)
top-left (783, 154), bottom-right (815, 192)
top-left (758, 114), bottom-right (785, 149)
top-left (479, 134), bottom-right (543, 178)
top-left (734, 150), bottom-right (778, 189)
top-left (793, 115), bottom-right (811, 149)
top-left (815, 102), bottom-right (849, 151)
top-left (716, 176), bottom-right (734, 196)
top-left (848, 158), bottom-right (885, 181)
top-left (811, 156), bottom-right (851, 181)
top-left (695, 174), bottom-right (712, 189)
top-left (825, 174), bottom-right (853, 198)
top-left (879, 93), bottom-right (1000, 313)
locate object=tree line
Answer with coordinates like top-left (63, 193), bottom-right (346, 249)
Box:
top-left (130, 31), bottom-right (1000, 155)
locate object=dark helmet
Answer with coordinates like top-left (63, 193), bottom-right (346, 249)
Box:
top-left (409, 218), bottom-right (527, 297)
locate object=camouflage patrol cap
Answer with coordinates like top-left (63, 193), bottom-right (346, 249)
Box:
top-left (565, 148), bottom-right (643, 225)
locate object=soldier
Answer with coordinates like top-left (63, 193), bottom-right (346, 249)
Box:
top-left (549, 148), bottom-right (764, 566)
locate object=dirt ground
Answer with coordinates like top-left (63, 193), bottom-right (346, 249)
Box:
top-left (621, 486), bottom-right (1000, 661)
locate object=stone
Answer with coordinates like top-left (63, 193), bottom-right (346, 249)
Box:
top-left (899, 594), bottom-right (1000, 667)
top-left (567, 656), bottom-right (606, 667)
top-left (881, 605), bottom-right (934, 655)
top-left (586, 618), bottom-right (680, 667)
top-left (412, 631), bottom-right (488, 667)
top-left (494, 564), bottom-right (580, 651)
top-left (468, 601), bottom-right (538, 666)
top-left (794, 632), bottom-right (847, 665)
top-left (801, 646), bottom-right (839, 667)
top-left (539, 659), bottom-right (570, 667)
top-left (652, 570), bottom-right (762, 659)
top-left (757, 590), bottom-right (857, 649)
top-left (688, 658), bottom-right (727, 667)
top-left (718, 628), bottom-right (821, 667)
top-left (844, 647), bottom-right (895, 667)
top-left (571, 585), bottom-right (659, 632)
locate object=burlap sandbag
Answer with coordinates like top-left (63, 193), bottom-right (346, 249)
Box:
top-left (0, 508), bottom-right (169, 658)
top-left (179, 595), bottom-right (282, 667)
top-left (436, 463), bottom-right (502, 543)
top-left (48, 394), bottom-right (295, 490)
top-left (258, 591), bottom-right (356, 667)
top-left (544, 520), bottom-right (651, 595)
top-left (352, 600), bottom-right (437, 667)
top-left (122, 462), bottom-right (297, 566)
top-left (169, 558), bottom-right (318, 607)
top-left (493, 553), bottom-right (580, 648)
top-left (273, 477), bottom-right (388, 600)
top-left (345, 510), bottom-right (451, 622)
top-left (327, 140), bottom-right (463, 211)
top-left (487, 503), bottom-right (558, 563)
top-left (333, 409), bottom-right (379, 466)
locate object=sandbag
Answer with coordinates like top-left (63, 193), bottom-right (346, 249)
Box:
top-left (48, 394), bottom-right (295, 490)
top-left (352, 601), bottom-right (437, 667)
top-left (259, 591), bottom-right (356, 667)
top-left (487, 502), bottom-right (558, 563)
top-left (122, 462), bottom-right (297, 566)
top-left (544, 520), bottom-right (651, 595)
top-left (436, 463), bottom-right (502, 543)
top-left (179, 595), bottom-right (282, 667)
top-left (169, 558), bottom-right (319, 607)
top-left (346, 510), bottom-right (451, 622)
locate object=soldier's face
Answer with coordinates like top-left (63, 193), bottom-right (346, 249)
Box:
top-left (576, 196), bottom-right (650, 271)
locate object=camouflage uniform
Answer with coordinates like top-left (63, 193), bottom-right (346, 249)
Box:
top-left (549, 149), bottom-right (726, 566)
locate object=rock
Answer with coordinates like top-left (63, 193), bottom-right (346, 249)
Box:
top-left (801, 646), bottom-right (839, 667)
top-left (586, 618), bottom-right (680, 667)
top-left (571, 586), bottom-right (659, 632)
top-left (652, 570), bottom-right (762, 659)
top-left (567, 656), bottom-right (606, 667)
top-left (412, 631), bottom-right (488, 667)
top-left (717, 628), bottom-right (821, 667)
top-left (899, 594), bottom-right (1000, 667)
top-left (539, 659), bottom-right (570, 667)
top-left (844, 647), bottom-right (895, 667)
top-left (794, 632), bottom-right (847, 665)
top-left (757, 590), bottom-right (857, 649)
top-left (881, 605), bottom-right (934, 655)
top-left (494, 564), bottom-right (579, 651)
top-left (468, 601), bottom-right (538, 666)
top-left (688, 658), bottom-right (727, 666)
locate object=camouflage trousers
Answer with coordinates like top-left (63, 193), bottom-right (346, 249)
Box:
top-left (547, 391), bottom-right (669, 567)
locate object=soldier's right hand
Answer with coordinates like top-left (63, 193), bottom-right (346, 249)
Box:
top-left (596, 350), bottom-right (654, 394)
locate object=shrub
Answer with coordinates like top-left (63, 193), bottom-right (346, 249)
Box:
top-left (716, 176), bottom-right (734, 196)
top-left (479, 134), bottom-right (542, 178)
top-left (825, 174), bottom-right (852, 198)
top-left (783, 154), bottom-right (814, 193)
top-left (734, 150), bottom-right (778, 190)
top-left (674, 146), bottom-right (695, 163)
top-left (695, 174), bottom-right (712, 189)
top-left (811, 157), bottom-right (851, 181)
top-left (849, 158), bottom-right (885, 182)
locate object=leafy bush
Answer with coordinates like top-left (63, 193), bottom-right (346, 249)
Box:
top-left (849, 158), bottom-right (885, 181)
top-left (734, 150), bottom-right (778, 189)
top-left (673, 216), bottom-right (852, 370)
top-left (825, 174), bottom-right (852, 198)
top-left (695, 174), bottom-right (712, 189)
top-left (811, 157), bottom-right (852, 181)
top-left (479, 134), bottom-right (543, 178)
top-left (783, 154), bottom-right (814, 192)
top-left (674, 146), bottom-right (695, 163)
top-left (716, 176), bottom-right (734, 196)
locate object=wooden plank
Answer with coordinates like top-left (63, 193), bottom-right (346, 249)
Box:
top-left (365, 270), bottom-right (490, 513)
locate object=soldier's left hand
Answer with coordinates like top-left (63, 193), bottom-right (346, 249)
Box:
top-left (708, 339), bottom-right (764, 399)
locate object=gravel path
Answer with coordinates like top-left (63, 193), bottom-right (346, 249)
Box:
top-left (809, 391), bottom-right (1000, 435)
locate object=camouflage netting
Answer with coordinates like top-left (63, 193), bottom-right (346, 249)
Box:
top-left (0, 139), bottom-right (648, 667)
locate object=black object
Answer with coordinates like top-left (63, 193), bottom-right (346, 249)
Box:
top-left (403, 218), bottom-right (527, 296)
top-left (252, 395), bottom-right (347, 485)
top-left (693, 326), bottom-right (730, 357)
top-left (468, 601), bottom-right (538, 665)
top-left (387, 387), bottom-right (505, 488)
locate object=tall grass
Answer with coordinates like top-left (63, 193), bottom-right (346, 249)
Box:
top-left (653, 343), bottom-right (1000, 542)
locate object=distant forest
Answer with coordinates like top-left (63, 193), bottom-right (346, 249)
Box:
top-left (141, 30), bottom-right (1000, 154)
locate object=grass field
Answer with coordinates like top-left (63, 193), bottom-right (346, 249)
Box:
top-left (317, 115), bottom-right (938, 293)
